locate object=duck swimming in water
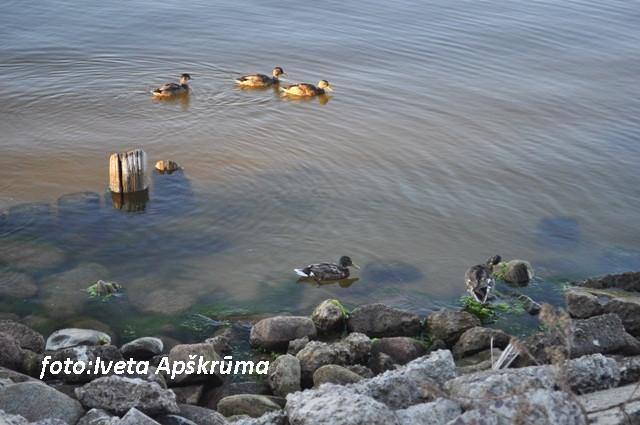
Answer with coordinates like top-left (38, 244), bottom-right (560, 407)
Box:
top-left (280, 80), bottom-right (333, 96)
top-left (295, 256), bottom-right (359, 281)
top-left (235, 67), bottom-right (287, 87)
top-left (151, 73), bottom-right (191, 97)
top-left (464, 255), bottom-right (501, 303)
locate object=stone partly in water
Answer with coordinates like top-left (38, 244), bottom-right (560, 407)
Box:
top-left (425, 309), bottom-right (481, 347)
top-left (249, 316), bottom-right (317, 352)
top-left (311, 299), bottom-right (347, 333)
top-left (347, 303), bottom-right (422, 338)
top-left (120, 337), bottom-right (164, 360)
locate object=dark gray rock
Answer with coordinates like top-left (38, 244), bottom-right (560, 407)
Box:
top-left (296, 341), bottom-right (350, 387)
top-left (502, 260), bottom-right (534, 286)
top-left (45, 328), bottom-right (111, 350)
top-left (567, 353), bottom-right (620, 394)
top-left (0, 333), bottom-right (23, 371)
top-left (175, 404), bottom-right (229, 425)
top-left (0, 381), bottom-right (84, 424)
top-left (120, 337), bottom-right (164, 360)
top-left (77, 408), bottom-right (115, 425)
top-left (616, 355), bottom-right (640, 385)
top-left (452, 327), bottom-right (511, 359)
top-left (0, 366), bottom-right (38, 383)
top-left (75, 376), bottom-right (179, 416)
top-left (202, 381), bottom-right (271, 410)
top-left (120, 407), bottom-right (162, 425)
top-left (286, 337), bottom-right (309, 356)
top-left (311, 299), bottom-right (346, 333)
top-left (312, 364), bottom-right (364, 386)
top-left (347, 303), bottom-right (422, 338)
top-left (371, 337), bottom-right (426, 365)
top-left (425, 309), bottom-right (480, 347)
top-left (565, 286), bottom-right (640, 336)
top-left (267, 354), bottom-right (301, 397)
top-left (346, 364), bottom-right (374, 379)
top-left (579, 271), bottom-right (640, 292)
top-left (250, 316), bottom-right (317, 352)
top-left (393, 398), bottom-right (461, 425)
top-left (171, 384), bottom-right (204, 405)
top-left (520, 294), bottom-right (542, 315)
top-left (0, 321), bottom-right (45, 353)
top-left (216, 395), bottom-right (283, 418)
top-left (285, 384), bottom-right (400, 425)
top-left (367, 352), bottom-right (397, 375)
top-left (564, 287), bottom-right (602, 318)
top-left (204, 335), bottom-right (231, 356)
top-left (341, 332), bottom-right (372, 365)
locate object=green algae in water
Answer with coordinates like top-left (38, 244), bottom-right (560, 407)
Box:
top-left (460, 295), bottom-right (500, 324)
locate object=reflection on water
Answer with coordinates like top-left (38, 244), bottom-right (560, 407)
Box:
top-left (1, 0), bottom-right (640, 341)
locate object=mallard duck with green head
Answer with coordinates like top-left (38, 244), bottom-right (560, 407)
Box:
top-left (151, 73), bottom-right (192, 97)
top-left (295, 256), bottom-right (359, 281)
top-left (281, 79), bottom-right (333, 96)
top-left (464, 255), bottom-right (501, 303)
top-left (235, 67), bottom-right (287, 87)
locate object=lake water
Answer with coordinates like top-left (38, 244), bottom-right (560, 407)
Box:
top-left (1, 0), bottom-right (639, 341)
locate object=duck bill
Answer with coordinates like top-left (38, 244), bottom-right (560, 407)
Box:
top-left (325, 85), bottom-right (334, 91)
top-left (281, 73), bottom-right (288, 77)
top-left (351, 262), bottom-right (360, 269)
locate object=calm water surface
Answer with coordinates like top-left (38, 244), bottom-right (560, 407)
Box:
top-left (1, 0), bottom-right (639, 340)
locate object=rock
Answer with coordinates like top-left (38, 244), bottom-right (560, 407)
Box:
top-left (175, 404), bottom-right (229, 425)
top-left (0, 271), bottom-right (37, 299)
top-left (616, 355), bottom-right (640, 385)
top-left (171, 385), bottom-right (204, 405)
top-left (367, 352), bottom-right (397, 375)
top-left (155, 160), bottom-right (180, 173)
top-left (120, 407), bottom-right (162, 425)
top-left (121, 337), bottom-right (164, 360)
top-left (0, 321), bottom-right (45, 353)
top-left (313, 364), bottom-right (364, 386)
top-left (0, 366), bottom-right (39, 383)
top-left (287, 337), bottom-right (309, 356)
top-left (0, 381), bottom-right (84, 424)
top-left (229, 410), bottom-right (286, 425)
top-left (164, 342), bottom-right (223, 385)
top-left (425, 309), bottom-right (481, 347)
top-left (285, 384), bottom-right (400, 425)
top-left (393, 398), bottom-right (461, 425)
top-left (371, 337), bottom-right (426, 365)
top-left (502, 260), bottom-right (534, 286)
top-left (296, 341), bottom-right (350, 387)
top-left (250, 316), bottom-right (317, 352)
top-left (347, 303), bottom-right (422, 338)
top-left (456, 348), bottom-right (502, 374)
top-left (75, 376), bottom-right (179, 416)
top-left (341, 332), bottom-right (372, 364)
top-left (519, 294), bottom-right (542, 315)
top-left (520, 313), bottom-right (640, 365)
top-left (205, 335), bottom-right (231, 356)
top-left (0, 378), bottom-right (13, 389)
top-left (45, 328), bottom-right (111, 350)
top-left (452, 389), bottom-right (586, 424)
top-left (216, 395), bottom-right (283, 418)
top-left (578, 383), bottom-right (640, 424)
top-left (38, 344), bottom-right (123, 383)
top-left (311, 299), bottom-right (346, 333)
top-left (451, 327), bottom-right (511, 359)
top-left (354, 350), bottom-right (456, 409)
top-left (202, 381), bottom-right (271, 410)
top-left (77, 408), bottom-right (115, 425)
top-left (346, 364), bottom-right (374, 379)
top-left (0, 409), bottom-right (30, 425)
top-left (565, 286), bottom-right (640, 336)
top-left (579, 270), bottom-right (640, 292)
top-left (267, 354), bottom-right (301, 397)
top-left (0, 239), bottom-right (66, 273)
top-left (567, 353), bottom-right (620, 394)
top-left (0, 333), bottom-right (24, 371)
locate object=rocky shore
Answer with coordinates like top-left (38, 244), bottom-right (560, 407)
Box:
top-left (1, 271), bottom-right (640, 424)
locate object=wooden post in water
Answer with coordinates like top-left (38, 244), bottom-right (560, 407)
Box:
top-left (109, 149), bottom-right (149, 211)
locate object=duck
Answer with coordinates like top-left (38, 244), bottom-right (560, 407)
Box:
top-left (151, 73), bottom-right (191, 97)
top-left (235, 67), bottom-right (287, 87)
top-left (464, 255), bottom-right (501, 303)
top-left (294, 256), bottom-right (359, 281)
top-left (280, 80), bottom-right (333, 96)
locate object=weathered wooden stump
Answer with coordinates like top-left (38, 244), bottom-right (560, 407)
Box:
top-left (109, 149), bottom-right (149, 211)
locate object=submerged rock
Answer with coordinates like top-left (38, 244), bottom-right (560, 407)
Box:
top-left (0, 239), bottom-right (66, 273)
top-left (0, 270), bottom-right (37, 300)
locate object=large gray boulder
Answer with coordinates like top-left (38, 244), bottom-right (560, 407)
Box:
top-left (371, 337), bottom-right (426, 365)
top-left (578, 271), bottom-right (640, 292)
top-left (285, 384), bottom-right (400, 425)
top-left (354, 349), bottom-right (457, 409)
top-left (311, 299), bottom-right (346, 333)
top-left (347, 303), bottom-right (422, 338)
top-left (425, 309), bottom-right (480, 347)
top-left (341, 332), bottom-right (372, 364)
top-left (0, 321), bottom-right (45, 353)
top-left (75, 376), bottom-right (179, 416)
top-left (0, 381), bottom-right (84, 424)
top-left (267, 354), bottom-right (301, 397)
top-left (77, 408), bottom-right (115, 425)
top-left (164, 341), bottom-right (223, 385)
top-left (566, 353), bottom-right (620, 394)
top-left (393, 398), bottom-right (461, 425)
top-left (119, 407), bottom-right (162, 425)
top-left (250, 316), bottom-right (317, 352)
top-left (450, 389), bottom-right (586, 424)
top-left (452, 327), bottom-right (511, 359)
top-left (45, 328), bottom-right (111, 350)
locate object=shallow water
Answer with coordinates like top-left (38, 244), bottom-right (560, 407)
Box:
top-left (1, 0), bottom-right (639, 341)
